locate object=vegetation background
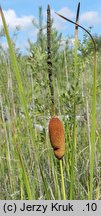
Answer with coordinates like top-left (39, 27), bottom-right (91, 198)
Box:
top-left (0, 5), bottom-right (101, 200)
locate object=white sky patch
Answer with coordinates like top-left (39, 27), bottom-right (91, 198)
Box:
top-left (59, 37), bottom-right (75, 50)
top-left (51, 7), bottom-right (75, 30)
top-left (16, 40), bottom-right (30, 53)
top-left (58, 7), bottom-right (74, 18)
top-left (27, 28), bottom-right (38, 39)
top-left (80, 11), bottom-right (101, 25)
top-left (0, 9), bottom-right (36, 30)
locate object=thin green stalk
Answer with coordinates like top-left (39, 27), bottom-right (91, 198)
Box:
top-left (60, 160), bottom-right (66, 200)
top-left (0, 95), bottom-right (14, 194)
top-left (50, 153), bottom-right (61, 199)
top-left (19, 172), bottom-right (25, 200)
top-left (70, 105), bottom-right (76, 200)
top-left (16, 145), bottom-right (33, 200)
top-left (39, 163), bottom-right (51, 199)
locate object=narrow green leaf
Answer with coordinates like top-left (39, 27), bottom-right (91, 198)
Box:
top-left (16, 145), bottom-right (33, 199)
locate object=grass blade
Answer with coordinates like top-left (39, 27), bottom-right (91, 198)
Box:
top-left (16, 145), bottom-right (33, 199)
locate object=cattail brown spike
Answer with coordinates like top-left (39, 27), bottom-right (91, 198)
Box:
top-left (48, 116), bottom-right (65, 159)
top-left (47, 4), bottom-right (55, 116)
top-left (74, 2), bottom-right (80, 40)
top-left (75, 2), bottom-right (80, 30)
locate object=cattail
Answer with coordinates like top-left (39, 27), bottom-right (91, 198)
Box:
top-left (47, 6), bottom-right (65, 159)
top-left (48, 116), bottom-right (65, 159)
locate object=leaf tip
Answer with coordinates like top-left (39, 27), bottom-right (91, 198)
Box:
top-left (55, 11), bottom-right (59, 17)
top-left (78, 2), bottom-right (80, 6)
top-left (0, 5), bottom-right (3, 15)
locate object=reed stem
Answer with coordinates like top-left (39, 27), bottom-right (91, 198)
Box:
top-left (60, 160), bottom-right (66, 200)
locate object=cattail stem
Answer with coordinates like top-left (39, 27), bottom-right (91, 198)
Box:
top-left (70, 3), bottom-right (80, 199)
top-left (47, 5), bottom-right (55, 116)
top-left (70, 104), bottom-right (76, 200)
top-left (60, 160), bottom-right (66, 200)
